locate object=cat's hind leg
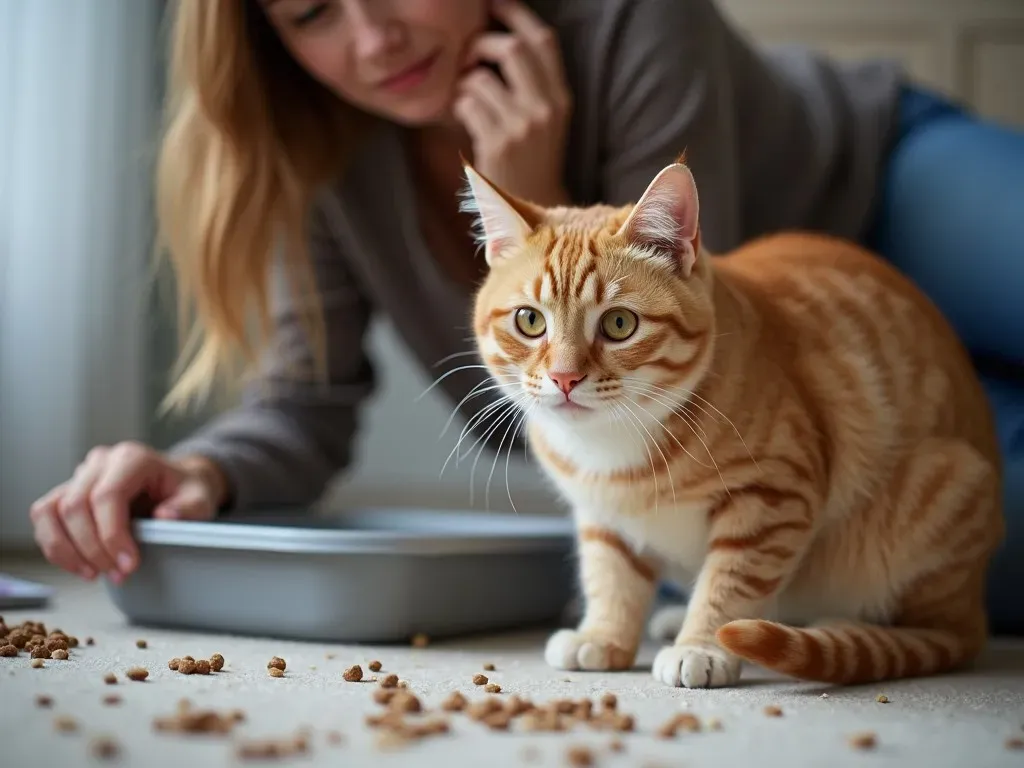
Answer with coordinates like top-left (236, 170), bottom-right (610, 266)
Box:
top-left (717, 438), bottom-right (1003, 684)
top-left (545, 525), bottom-right (659, 671)
top-left (653, 486), bottom-right (817, 688)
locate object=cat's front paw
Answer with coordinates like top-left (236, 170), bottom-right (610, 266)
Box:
top-left (544, 629), bottom-right (635, 671)
top-left (652, 643), bottom-right (741, 688)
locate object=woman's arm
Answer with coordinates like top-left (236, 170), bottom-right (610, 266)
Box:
top-left (167, 198), bottom-right (376, 513)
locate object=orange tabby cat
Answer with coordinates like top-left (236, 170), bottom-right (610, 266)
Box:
top-left (462, 158), bottom-right (1004, 688)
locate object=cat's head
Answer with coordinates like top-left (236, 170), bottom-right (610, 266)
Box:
top-left (465, 161), bottom-right (718, 426)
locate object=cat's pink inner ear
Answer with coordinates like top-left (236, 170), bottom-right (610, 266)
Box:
top-left (617, 164), bottom-right (700, 276)
top-left (460, 164), bottom-right (534, 266)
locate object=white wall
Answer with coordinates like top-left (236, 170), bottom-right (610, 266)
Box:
top-left (0, 0), bottom-right (161, 549)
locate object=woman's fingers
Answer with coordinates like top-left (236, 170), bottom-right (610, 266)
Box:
top-left (30, 485), bottom-right (95, 579)
top-left (489, 0), bottom-right (568, 96)
top-left (469, 33), bottom-right (549, 106)
top-left (57, 451), bottom-right (118, 575)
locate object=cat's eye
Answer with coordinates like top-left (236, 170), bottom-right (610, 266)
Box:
top-left (600, 308), bottom-right (639, 341)
top-left (515, 307), bottom-right (547, 338)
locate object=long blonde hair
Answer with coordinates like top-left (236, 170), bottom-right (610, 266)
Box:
top-left (155, 0), bottom-right (364, 411)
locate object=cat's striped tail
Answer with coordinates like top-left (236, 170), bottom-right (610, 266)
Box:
top-left (716, 619), bottom-right (983, 684)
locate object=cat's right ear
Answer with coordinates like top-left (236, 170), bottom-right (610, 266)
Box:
top-left (459, 162), bottom-right (540, 267)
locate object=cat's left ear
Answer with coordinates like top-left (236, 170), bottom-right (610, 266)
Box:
top-left (615, 163), bottom-right (701, 277)
top-left (460, 162), bottom-right (543, 267)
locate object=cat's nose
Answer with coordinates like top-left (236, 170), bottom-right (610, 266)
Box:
top-left (549, 371), bottom-right (586, 395)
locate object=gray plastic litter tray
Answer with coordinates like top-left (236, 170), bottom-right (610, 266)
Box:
top-left (105, 507), bottom-right (578, 643)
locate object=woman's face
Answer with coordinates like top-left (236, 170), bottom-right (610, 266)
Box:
top-left (260, 0), bottom-right (489, 125)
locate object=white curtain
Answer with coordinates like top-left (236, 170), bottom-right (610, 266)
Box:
top-left (0, 0), bottom-right (162, 550)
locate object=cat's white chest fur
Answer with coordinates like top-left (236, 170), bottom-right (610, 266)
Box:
top-left (530, 411), bottom-right (713, 579)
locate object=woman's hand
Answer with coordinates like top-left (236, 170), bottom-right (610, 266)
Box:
top-left (453, 0), bottom-right (573, 207)
top-left (29, 443), bottom-right (227, 583)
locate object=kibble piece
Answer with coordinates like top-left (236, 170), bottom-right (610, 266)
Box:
top-left (31, 658), bottom-right (45, 669)
top-left (441, 691), bottom-right (468, 712)
top-left (136, 639), bottom-right (148, 649)
top-left (36, 694), bottom-right (54, 708)
top-left (368, 660), bottom-right (382, 672)
top-left (485, 683), bottom-right (502, 694)
top-left (52, 649), bottom-right (69, 661)
top-left (209, 653), bottom-right (225, 672)
top-left (1007, 738), bottom-right (1024, 751)
top-left (483, 662), bottom-right (496, 671)
top-left (763, 705), bottom-right (784, 717)
top-left (600, 692), bottom-right (617, 710)
top-left (483, 711), bottom-right (511, 731)
top-left (326, 730), bottom-right (344, 745)
top-left (45, 637), bottom-right (68, 652)
top-left (90, 736), bottom-right (120, 759)
top-left (268, 656), bottom-right (286, 671)
top-left (612, 714), bottom-right (635, 732)
top-left (67, 636), bottom-right (79, 648)
top-left (104, 672), bottom-right (117, 684)
top-left (389, 691), bottom-right (422, 714)
top-left (373, 688), bottom-right (396, 706)
top-left (182, 655), bottom-right (194, 662)
top-left (8, 631), bottom-right (29, 648)
top-left (168, 658), bottom-right (180, 671)
top-left (473, 673), bottom-right (489, 686)
top-left (848, 732), bottom-right (878, 750)
top-left (609, 738), bottom-right (625, 753)
top-left (380, 673), bottom-right (399, 689)
top-left (30, 646), bottom-right (51, 659)
top-left (411, 633), bottom-right (430, 648)
top-left (566, 746), bottom-right (594, 767)
top-left (343, 664), bottom-right (363, 682)
top-left (86, 637), bottom-right (95, 646)
top-left (54, 715), bottom-right (78, 733)
top-left (178, 658), bottom-right (197, 675)
top-left (706, 717), bottom-right (724, 731)
top-left (126, 666), bottom-right (149, 682)
top-left (195, 659), bottom-right (211, 675)
top-left (876, 694), bottom-right (889, 704)
top-left (0, 644), bottom-right (18, 657)
top-left (103, 694), bottom-right (122, 706)
top-left (268, 667), bottom-right (284, 678)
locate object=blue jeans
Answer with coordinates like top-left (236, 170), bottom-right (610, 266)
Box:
top-left (869, 86), bottom-right (1024, 636)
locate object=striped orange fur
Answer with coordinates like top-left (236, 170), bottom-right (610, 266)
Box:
top-left (462, 161), bottom-right (1004, 688)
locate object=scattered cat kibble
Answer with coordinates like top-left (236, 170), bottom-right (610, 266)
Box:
top-left (368, 660), bottom-right (382, 672)
top-left (168, 658), bottom-right (180, 671)
top-left (103, 694), bottom-right (122, 706)
top-left (126, 666), bottom-right (149, 682)
top-left (267, 656), bottom-right (286, 671)
top-left (566, 745), bottom-right (594, 766)
top-left (441, 691), bottom-right (468, 712)
top-left (485, 683), bottom-right (502, 694)
top-left (380, 674), bottom-right (399, 689)
top-left (473, 674), bottom-right (489, 686)
top-left (178, 658), bottom-right (198, 675)
top-left (483, 663), bottom-right (496, 671)
top-left (51, 649), bottom-right (69, 660)
top-left (135, 639), bottom-right (148, 649)
top-left (411, 633), bottom-right (430, 648)
top-left (343, 664), bottom-right (363, 682)
top-left (103, 673), bottom-right (117, 684)
top-left (609, 738), bottom-right (625, 753)
top-left (268, 667), bottom-right (284, 678)
top-left (849, 731), bottom-right (878, 750)
top-left (0, 644), bottom-right (17, 657)
top-left (31, 658), bottom-right (45, 669)
top-left (90, 736), bottom-right (121, 760)
top-left (876, 694), bottom-right (889, 704)
top-left (36, 694), bottom-right (54, 708)
top-left (86, 637), bottom-right (95, 646)
top-left (54, 715), bottom-right (78, 733)
top-left (210, 653), bottom-right (225, 672)
top-left (600, 692), bottom-right (617, 710)
top-left (763, 705), bottom-right (784, 717)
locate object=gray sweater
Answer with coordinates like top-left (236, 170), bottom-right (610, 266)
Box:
top-left (169, 0), bottom-right (904, 512)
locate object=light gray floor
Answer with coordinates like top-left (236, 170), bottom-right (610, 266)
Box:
top-left (2, 555), bottom-right (1023, 768)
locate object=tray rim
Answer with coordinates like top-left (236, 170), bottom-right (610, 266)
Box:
top-left (131, 506), bottom-right (577, 556)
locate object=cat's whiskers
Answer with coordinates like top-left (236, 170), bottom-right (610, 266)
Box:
top-left (431, 350), bottom-right (482, 368)
top-left (467, 393), bottom-right (532, 506)
top-left (620, 385), bottom-right (715, 471)
top-left (607, 405), bottom-right (638, 494)
top-left (622, 396), bottom-right (680, 507)
top-left (486, 396), bottom-right (532, 512)
top-left (417, 363), bottom-right (495, 402)
top-left (502, 402), bottom-right (535, 516)
top-left (440, 391), bottom-right (520, 478)
top-left (620, 383), bottom-right (710, 442)
top-left (615, 399), bottom-right (665, 516)
top-left (438, 374), bottom-right (518, 440)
